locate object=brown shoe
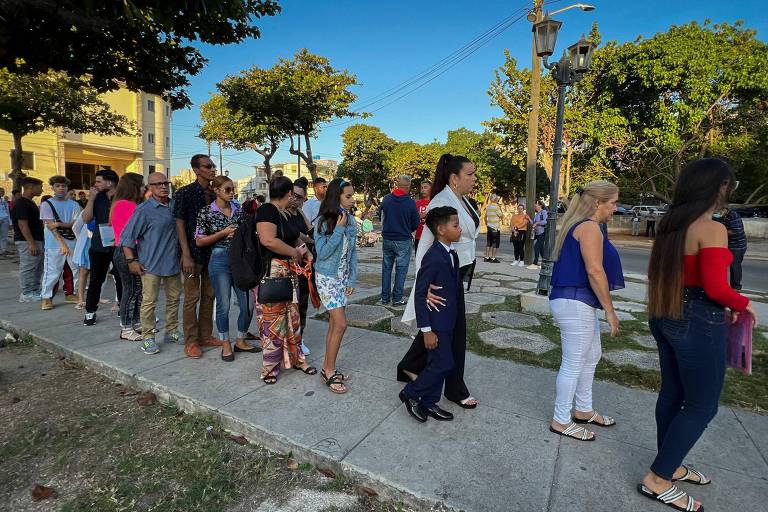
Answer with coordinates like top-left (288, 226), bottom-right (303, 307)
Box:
top-left (64, 294), bottom-right (79, 304)
top-left (184, 343), bottom-right (203, 359)
top-left (199, 337), bottom-right (224, 348)
top-left (41, 298), bottom-right (53, 310)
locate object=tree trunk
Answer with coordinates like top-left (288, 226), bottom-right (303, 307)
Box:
top-left (303, 133), bottom-right (318, 182)
top-left (9, 132), bottom-right (27, 191)
top-left (263, 157), bottom-right (272, 182)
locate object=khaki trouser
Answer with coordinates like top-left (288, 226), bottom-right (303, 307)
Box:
top-left (182, 262), bottom-right (214, 346)
top-left (140, 273), bottom-right (182, 340)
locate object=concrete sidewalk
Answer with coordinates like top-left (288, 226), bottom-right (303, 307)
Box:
top-left (1, 258), bottom-right (767, 511)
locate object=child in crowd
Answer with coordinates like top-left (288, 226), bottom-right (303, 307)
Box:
top-left (399, 206), bottom-right (462, 423)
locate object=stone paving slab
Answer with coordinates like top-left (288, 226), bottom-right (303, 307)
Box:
top-left (478, 327), bottom-right (556, 354)
top-left (468, 278), bottom-right (500, 288)
top-left (481, 311), bottom-right (541, 328)
top-left (345, 304), bottom-right (394, 328)
top-left (464, 292), bottom-right (505, 305)
top-left (479, 286), bottom-right (522, 296)
top-left (613, 301), bottom-right (647, 313)
top-left (614, 311), bottom-right (637, 321)
top-left (479, 273), bottom-right (519, 282)
top-left (631, 334), bottom-right (657, 349)
top-left (390, 317), bottom-right (415, 336)
top-left (603, 349), bottom-right (660, 370)
top-left (464, 301), bottom-right (481, 314)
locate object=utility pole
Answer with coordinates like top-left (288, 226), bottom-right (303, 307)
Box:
top-left (218, 140), bottom-right (223, 176)
top-left (524, 0), bottom-right (544, 265)
top-left (297, 135), bottom-right (302, 178)
top-left (207, 140), bottom-right (211, 156)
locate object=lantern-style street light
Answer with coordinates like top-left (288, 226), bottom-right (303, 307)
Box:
top-left (533, 16), bottom-right (596, 296)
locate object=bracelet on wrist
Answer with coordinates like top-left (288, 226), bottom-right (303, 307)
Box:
top-left (126, 258), bottom-right (136, 263)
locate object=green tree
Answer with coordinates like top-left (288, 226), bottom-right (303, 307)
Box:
top-left (0, 0), bottom-right (280, 109)
top-left (0, 69), bottom-right (132, 188)
top-left (339, 124), bottom-right (396, 213)
top-left (199, 93), bottom-right (285, 180)
top-left (221, 49), bottom-right (362, 181)
top-left (387, 141), bottom-right (445, 187)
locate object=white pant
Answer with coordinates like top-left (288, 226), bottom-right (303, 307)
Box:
top-left (41, 241), bottom-right (79, 299)
top-left (550, 298), bottom-right (602, 424)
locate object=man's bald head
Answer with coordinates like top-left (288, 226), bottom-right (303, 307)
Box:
top-left (147, 172), bottom-right (170, 201)
top-left (147, 172), bottom-right (167, 184)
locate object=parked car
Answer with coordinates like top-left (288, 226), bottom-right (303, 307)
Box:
top-left (630, 205), bottom-right (666, 218)
top-left (730, 205), bottom-right (768, 218)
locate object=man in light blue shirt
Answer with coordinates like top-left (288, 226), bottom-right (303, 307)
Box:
top-left (303, 177), bottom-right (327, 226)
top-left (0, 187), bottom-right (10, 256)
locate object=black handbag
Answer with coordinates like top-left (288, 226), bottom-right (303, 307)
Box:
top-left (256, 212), bottom-right (295, 304)
top-left (45, 199), bottom-right (77, 240)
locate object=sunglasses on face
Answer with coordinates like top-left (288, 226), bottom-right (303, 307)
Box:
top-left (200, 163), bottom-right (216, 169)
top-left (149, 181), bottom-right (171, 187)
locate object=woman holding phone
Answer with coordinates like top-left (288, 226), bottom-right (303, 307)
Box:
top-left (314, 178), bottom-right (358, 394)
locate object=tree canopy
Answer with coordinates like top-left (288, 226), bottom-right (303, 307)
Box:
top-left (0, 0), bottom-right (281, 109)
top-left (338, 124), bottom-right (396, 208)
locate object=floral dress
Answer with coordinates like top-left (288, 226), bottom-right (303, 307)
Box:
top-left (316, 230), bottom-right (351, 310)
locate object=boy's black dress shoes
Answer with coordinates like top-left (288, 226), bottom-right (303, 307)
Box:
top-left (399, 390), bottom-right (427, 423)
top-left (425, 404), bottom-right (454, 421)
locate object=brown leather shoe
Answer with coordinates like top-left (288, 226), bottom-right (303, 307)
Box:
top-left (184, 343), bottom-right (202, 359)
top-left (199, 337), bottom-right (224, 348)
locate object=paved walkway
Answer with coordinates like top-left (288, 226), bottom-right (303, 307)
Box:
top-left (1, 254), bottom-right (766, 511)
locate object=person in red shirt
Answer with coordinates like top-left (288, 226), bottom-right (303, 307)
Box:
top-left (640, 158), bottom-right (758, 512)
top-left (413, 180), bottom-right (431, 254)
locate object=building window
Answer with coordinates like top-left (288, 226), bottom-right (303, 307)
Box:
top-left (65, 162), bottom-right (111, 190)
top-left (147, 133), bottom-right (155, 144)
top-left (8, 150), bottom-right (34, 170)
top-left (148, 165), bottom-right (156, 173)
top-left (147, 99), bottom-right (155, 112)
top-left (165, 105), bottom-right (170, 116)
top-left (165, 136), bottom-right (170, 148)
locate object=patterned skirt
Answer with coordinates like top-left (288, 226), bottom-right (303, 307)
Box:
top-left (253, 260), bottom-right (306, 379)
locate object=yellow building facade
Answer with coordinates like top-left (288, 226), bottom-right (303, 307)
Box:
top-left (0, 88), bottom-right (171, 193)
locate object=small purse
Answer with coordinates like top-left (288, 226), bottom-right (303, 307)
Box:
top-left (256, 212), bottom-right (295, 304)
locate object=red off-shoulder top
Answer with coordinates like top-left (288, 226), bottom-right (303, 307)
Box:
top-left (683, 247), bottom-right (749, 312)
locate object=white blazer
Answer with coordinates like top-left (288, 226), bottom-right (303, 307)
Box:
top-left (402, 187), bottom-right (479, 325)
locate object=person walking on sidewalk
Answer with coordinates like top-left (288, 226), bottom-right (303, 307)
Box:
top-left (120, 172), bottom-right (182, 355)
top-left (400, 153), bottom-right (480, 410)
top-left (110, 173), bottom-right (145, 341)
top-left (547, 181), bottom-right (624, 443)
top-left (195, 175), bottom-right (260, 361)
top-left (483, 193), bottom-right (503, 263)
top-left (0, 187), bottom-right (10, 256)
top-left (638, 158), bottom-right (758, 512)
top-left (174, 154), bottom-right (217, 358)
top-left (314, 178), bottom-right (358, 394)
top-left (509, 204), bottom-right (530, 267)
top-left (81, 169), bottom-right (120, 325)
top-left (12, 177), bottom-right (44, 302)
top-left (714, 205), bottom-right (747, 290)
top-left (39, 176), bottom-right (81, 310)
top-left (529, 200), bottom-right (548, 269)
top-left (414, 180), bottom-right (431, 255)
top-left (400, 206), bottom-right (462, 423)
top-left (379, 175), bottom-right (420, 306)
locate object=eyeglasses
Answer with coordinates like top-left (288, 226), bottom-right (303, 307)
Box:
top-left (149, 181), bottom-right (171, 187)
top-left (200, 163), bottom-right (216, 169)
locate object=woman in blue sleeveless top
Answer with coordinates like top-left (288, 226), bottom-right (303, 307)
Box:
top-left (548, 180), bottom-right (625, 442)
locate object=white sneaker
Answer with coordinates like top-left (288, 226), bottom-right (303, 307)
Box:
top-left (527, 264), bottom-right (540, 270)
top-left (18, 292), bottom-right (41, 303)
top-left (517, 260), bottom-right (525, 267)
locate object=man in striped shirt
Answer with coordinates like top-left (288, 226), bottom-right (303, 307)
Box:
top-left (714, 207), bottom-right (747, 290)
top-left (483, 194), bottom-right (503, 263)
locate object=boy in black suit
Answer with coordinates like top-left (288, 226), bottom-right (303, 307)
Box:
top-left (399, 206), bottom-right (462, 423)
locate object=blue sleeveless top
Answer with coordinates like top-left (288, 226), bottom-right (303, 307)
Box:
top-left (549, 220), bottom-right (624, 309)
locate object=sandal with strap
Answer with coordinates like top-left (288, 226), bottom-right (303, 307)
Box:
top-left (263, 376), bottom-right (277, 385)
top-left (637, 483), bottom-right (702, 511)
top-left (573, 411), bottom-right (616, 427)
top-left (673, 466), bottom-right (711, 486)
top-left (450, 396), bottom-right (478, 409)
top-left (120, 328), bottom-right (143, 342)
top-left (293, 364), bottom-right (317, 375)
top-left (549, 422), bottom-right (596, 441)
top-left (320, 369), bottom-right (347, 394)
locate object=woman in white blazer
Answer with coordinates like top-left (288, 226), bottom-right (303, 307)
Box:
top-left (398, 153), bottom-right (480, 409)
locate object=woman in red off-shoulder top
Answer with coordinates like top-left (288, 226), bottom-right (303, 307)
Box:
top-left (638, 158), bottom-right (757, 512)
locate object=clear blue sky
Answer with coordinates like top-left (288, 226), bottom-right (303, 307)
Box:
top-left (170, 0), bottom-right (767, 180)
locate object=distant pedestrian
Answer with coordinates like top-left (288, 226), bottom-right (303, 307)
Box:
top-left (509, 204), bottom-right (529, 266)
top-left (120, 172), bottom-right (182, 355)
top-left (379, 175), bottom-right (420, 306)
top-left (12, 177), bottom-right (44, 302)
top-left (81, 169), bottom-right (120, 326)
top-left (645, 214), bottom-right (656, 237)
top-left (303, 176), bottom-right (327, 226)
top-left (195, 175), bottom-right (259, 361)
top-left (529, 200), bottom-right (548, 269)
top-left (483, 193), bottom-right (503, 263)
top-left (39, 175), bottom-right (81, 310)
top-left (414, 180), bottom-right (431, 255)
top-left (632, 213), bottom-right (641, 236)
top-left (0, 187), bottom-right (10, 256)
top-left (174, 154), bottom-right (217, 358)
top-left (548, 181), bottom-right (624, 442)
top-left (315, 178), bottom-right (358, 394)
top-left (640, 158), bottom-right (757, 512)
top-left (714, 206), bottom-right (747, 290)
top-left (110, 172), bottom-right (145, 341)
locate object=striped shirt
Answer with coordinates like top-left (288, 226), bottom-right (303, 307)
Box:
top-left (486, 203), bottom-right (502, 230)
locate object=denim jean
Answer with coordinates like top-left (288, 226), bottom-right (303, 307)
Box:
top-left (729, 248), bottom-right (745, 290)
top-left (381, 238), bottom-right (412, 302)
top-left (113, 248), bottom-right (142, 328)
top-left (16, 241), bottom-right (43, 295)
top-left (648, 289), bottom-right (727, 480)
top-left (208, 246), bottom-right (253, 340)
top-left (0, 217), bottom-right (9, 253)
top-left (533, 234), bottom-right (546, 265)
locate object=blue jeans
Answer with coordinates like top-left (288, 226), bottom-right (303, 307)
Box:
top-left (381, 238), bottom-right (411, 302)
top-left (208, 247), bottom-right (253, 340)
top-left (533, 233), bottom-right (546, 264)
top-left (648, 288), bottom-right (727, 480)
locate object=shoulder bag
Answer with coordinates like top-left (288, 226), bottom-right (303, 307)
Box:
top-left (45, 199), bottom-right (77, 240)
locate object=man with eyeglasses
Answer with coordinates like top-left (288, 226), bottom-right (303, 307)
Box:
top-left (120, 172), bottom-right (182, 354)
top-left (172, 154), bottom-right (218, 358)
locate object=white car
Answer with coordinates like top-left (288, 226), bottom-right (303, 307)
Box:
top-left (630, 205), bottom-right (665, 218)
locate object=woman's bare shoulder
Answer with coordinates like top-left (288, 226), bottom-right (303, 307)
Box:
top-left (688, 217), bottom-right (727, 248)
top-left (573, 219), bottom-right (602, 241)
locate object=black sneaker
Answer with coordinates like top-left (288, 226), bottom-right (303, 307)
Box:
top-left (392, 300), bottom-right (407, 307)
top-left (83, 313), bottom-right (96, 326)
top-left (491, 258), bottom-right (501, 263)
top-left (483, 257), bottom-right (490, 262)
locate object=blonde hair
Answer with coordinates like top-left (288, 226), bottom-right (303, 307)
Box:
top-left (552, 180), bottom-right (619, 260)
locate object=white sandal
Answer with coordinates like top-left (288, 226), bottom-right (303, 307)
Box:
top-left (549, 422), bottom-right (596, 441)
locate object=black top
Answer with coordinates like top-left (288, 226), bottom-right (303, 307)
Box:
top-left (11, 197), bottom-right (44, 242)
top-left (287, 210), bottom-right (311, 237)
top-left (90, 192), bottom-right (113, 252)
top-left (173, 181), bottom-right (214, 263)
top-left (255, 203), bottom-right (301, 260)
top-left (716, 209), bottom-right (747, 251)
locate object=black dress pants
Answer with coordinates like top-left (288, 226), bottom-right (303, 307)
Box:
top-left (85, 249), bottom-right (121, 314)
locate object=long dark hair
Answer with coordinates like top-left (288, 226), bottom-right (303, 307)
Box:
top-left (431, 153), bottom-right (471, 199)
top-left (317, 177), bottom-right (350, 234)
top-left (648, 158), bottom-right (736, 319)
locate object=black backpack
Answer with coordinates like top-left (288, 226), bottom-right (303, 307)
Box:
top-left (229, 215), bottom-right (262, 291)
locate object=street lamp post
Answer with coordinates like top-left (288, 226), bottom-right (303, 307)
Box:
top-left (533, 18), bottom-right (596, 296)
